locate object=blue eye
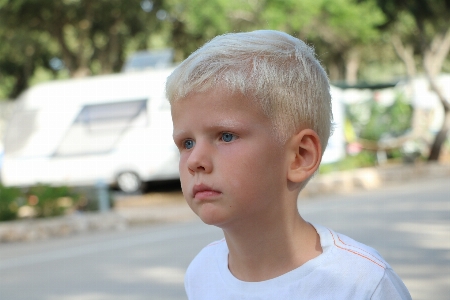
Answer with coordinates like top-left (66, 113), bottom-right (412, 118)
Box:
top-left (221, 133), bottom-right (236, 142)
top-left (184, 139), bottom-right (195, 149)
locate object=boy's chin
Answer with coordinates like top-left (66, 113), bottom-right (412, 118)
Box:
top-left (198, 214), bottom-right (227, 227)
top-left (195, 205), bottom-right (230, 228)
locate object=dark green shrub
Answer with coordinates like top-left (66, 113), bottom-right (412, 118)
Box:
top-left (0, 184), bottom-right (22, 221)
top-left (346, 93), bottom-right (413, 142)
top-left (25, 184), bottom-right (80, 218)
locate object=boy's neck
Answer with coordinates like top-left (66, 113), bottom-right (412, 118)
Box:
top-left (223, 209), bottom-right (322, 282)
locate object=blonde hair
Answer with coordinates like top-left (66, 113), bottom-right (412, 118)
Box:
top-left (166, 30), bottom-right (333, 151)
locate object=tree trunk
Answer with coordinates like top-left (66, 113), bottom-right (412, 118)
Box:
top-left (51, 6), bottom-right (77, 75)
top-left (424, 74), bottom-right (450, 161)
top-left (101, 19), bottom-right (122, 74)
top-left (327, 62), bottom-right (340, 82)
top-left (345, 49), bottom-right (360, 85)
top-left (420, 27), bottom-right (450, 161)
top-left (9, 69), bottom-right (28, 99)
top-left (327, 55), bottom-right (346, 83)
top-left (424, 29), bottom-right (450, 78)
top-left (428, 110), bottom-right (450, 161)
top-left (391, 35), bottom-right (416, 78)
top-left (74, 2), bottom-right (94, 77)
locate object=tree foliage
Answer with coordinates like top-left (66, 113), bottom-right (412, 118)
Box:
top-left (0, 0), bottom-right (449, 162)
top-left (0, 0), bottom-right (165, 98)
top-left (161, 0), bottom-right (260, 61)
top-left (0, 0), bottom-right (393, 98)
top-left (371, 0), bottom-right (450, 161)
top-left (0, 20), bottom-right (55, 98)
top-left (347, 94), bottom-right (413, 142)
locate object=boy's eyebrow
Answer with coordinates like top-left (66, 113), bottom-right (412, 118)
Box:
top-left (209, 119), bottom-right (246, 130)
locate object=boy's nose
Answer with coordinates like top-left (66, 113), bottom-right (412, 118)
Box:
top-left (187, 142), bottom-right (213, 175)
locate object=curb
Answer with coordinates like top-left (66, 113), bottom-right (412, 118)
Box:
top-left (0, 212), bottom-right (127, 243)
top-left (301, 162), bottom-right (450, 197)
top-left (1, 162), bottom-right (449, 243)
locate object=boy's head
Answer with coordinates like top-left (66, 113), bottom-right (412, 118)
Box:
top-left (166, 30), bottom-right (333, 150)
top-left (169, 30), bottom-right (332, 226)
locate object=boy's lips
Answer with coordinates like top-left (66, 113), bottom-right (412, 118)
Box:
top-left (192, 184), bottom-right (221, 199)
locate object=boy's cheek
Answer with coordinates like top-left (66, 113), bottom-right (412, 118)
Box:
top-left (178, 155), bottom-right (191, 188)
top-left (178, 153), bottom-right (189, 167)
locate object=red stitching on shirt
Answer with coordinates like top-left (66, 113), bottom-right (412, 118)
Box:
top-left (328, 229), bottom-right (385, 269)
top-left (336, 234), bottom-right (386, 267)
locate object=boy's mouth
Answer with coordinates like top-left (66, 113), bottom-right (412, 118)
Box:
top-left (192, 184), bottom-right (221, 199)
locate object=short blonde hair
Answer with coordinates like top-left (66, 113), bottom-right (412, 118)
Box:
top-left (166, 30), bottom-right (333, 151)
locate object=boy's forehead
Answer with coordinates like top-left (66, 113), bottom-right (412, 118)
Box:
top-left (170, 87), bottom-right (270, 123)
top-left (170, 88), bottom-right (286, 143)
top-left (171, 86), bottom-right (261, 111)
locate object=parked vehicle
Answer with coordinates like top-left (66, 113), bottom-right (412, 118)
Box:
top-left (1, 69), bottom-right (179, 193)
top-left (122, 49), bottom-right (174, 73)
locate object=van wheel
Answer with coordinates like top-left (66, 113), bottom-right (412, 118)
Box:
top-left (117, 172), bottom-right (142, 193)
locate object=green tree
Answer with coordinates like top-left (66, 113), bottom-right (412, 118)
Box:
top-left (163, 0), bottom-right (386, 84)
top-left (371, 0), bottom-right (450, 161)
top-left (0, 24), bottom-right (55, 99)
top-left (161, 0), bottom-right (259, 61)
top-left (262, 0), bottom-right (385, 84)
top-left (0, 0), bottom-right (166, 97)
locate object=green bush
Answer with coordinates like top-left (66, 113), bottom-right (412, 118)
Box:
top-left (0, 184), bottom-right (22, 221)
top-left (0, 182), bottom-right (115, 221)
top-left (24, 184), bottom-right (80, 218)
top-left (346, 93), bottom-right (413, 142)
top-left (0, 182), bottom-right (117, 221)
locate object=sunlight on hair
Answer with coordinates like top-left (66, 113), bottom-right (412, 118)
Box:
top-left (166, 30), bottom-right (333, 150)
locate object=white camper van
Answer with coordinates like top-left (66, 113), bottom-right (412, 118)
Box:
top-left (1, 69), bottom-right (179, 193)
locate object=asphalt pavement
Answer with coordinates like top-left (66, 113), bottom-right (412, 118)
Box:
top-left (0, 176), bottom-right (448, 300)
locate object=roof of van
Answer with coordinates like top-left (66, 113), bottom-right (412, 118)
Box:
top-left (17, 68), bottom-right (175, 110)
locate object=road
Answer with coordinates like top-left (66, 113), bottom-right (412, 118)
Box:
top-left (0, 177), bottom-right (449, 300)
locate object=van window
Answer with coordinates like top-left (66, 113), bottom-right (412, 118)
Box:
top-left (55, 100), bottom-right (147, 156)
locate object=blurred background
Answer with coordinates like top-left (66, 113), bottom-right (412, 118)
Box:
top-left (1, 0), bottom-right (450, 216)
top-left (0, 1), bottom-right (449, 299)
top-left (0, 0), bottom-right (449, 216)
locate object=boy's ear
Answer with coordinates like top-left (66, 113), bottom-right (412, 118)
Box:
top-left (287, 129), bottom-right (322, 183)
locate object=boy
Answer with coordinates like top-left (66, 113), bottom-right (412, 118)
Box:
top-left (166, 30), bottom-right (411, 299)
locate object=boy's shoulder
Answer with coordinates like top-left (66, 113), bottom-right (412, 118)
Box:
top-left (185, 225), bottom-right (411, 299)
top-left (184, 238), bottom-right (227, 295)
top-left (313, 223), bottom-right (389, 271)
top-left (187, 238), bottom-right (227, 273)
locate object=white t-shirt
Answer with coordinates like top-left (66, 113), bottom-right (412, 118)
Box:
top-left (185, 223), bottom-right (411, 300)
